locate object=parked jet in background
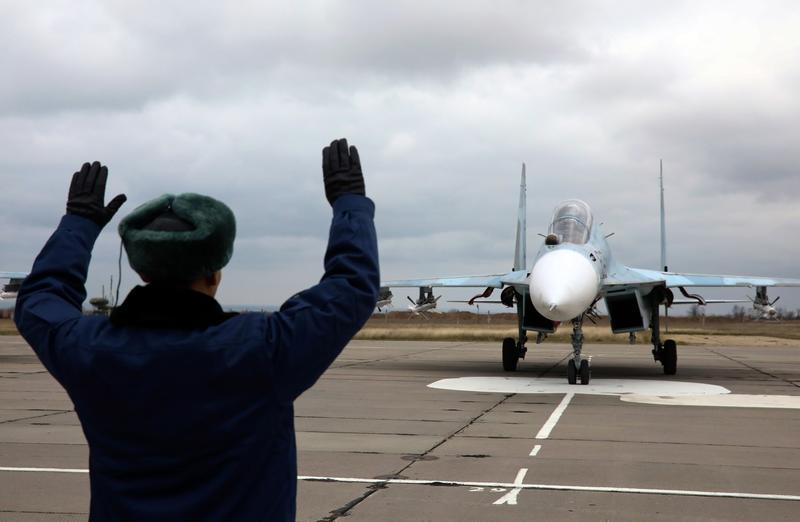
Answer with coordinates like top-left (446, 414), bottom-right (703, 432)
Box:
top-left (0, 272), bottom-right (28, 300)
top-left (407, 287), bottom-right (442, 319)
top-left (380, 164), bottom-right (800, 384)
top-left (749, 286), bottom-right (780, 320)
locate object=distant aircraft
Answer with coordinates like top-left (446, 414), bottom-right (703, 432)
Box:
top-left (749, 286), bottom-right (780, 320)
top-left (0, 272), bottom-right (28, 300)
top-left (380, 164), bottom-right (800, 384)
top-left (406, 287), bottom-right (442, 319)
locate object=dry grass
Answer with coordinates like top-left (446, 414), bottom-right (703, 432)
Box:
top-left (0, 318), bottom-right (18, 335)
top-left (355, 324), bottom-right (652, 344)
top-left (359, 312), bottom-right (800, 347)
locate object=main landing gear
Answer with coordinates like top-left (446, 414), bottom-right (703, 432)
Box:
top-left (650, 302), bottom-right (677, 375)
top-left (566, 316), bottom-right (591, 385)
top-left (502, 334), bottom-right (527, 372)
top-left (502, 337), bottom-right (517, 371)
top-left (653, 339), bottom-right (677, 375)
top-left (502, 290), bottom-right (530, 372)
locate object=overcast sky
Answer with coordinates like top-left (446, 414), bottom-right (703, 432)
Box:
top-left (1, 1), bottom-right (799, 313)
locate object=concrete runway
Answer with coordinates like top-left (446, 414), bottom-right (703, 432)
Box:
top-left (2, 336), bottom-right (800, 521)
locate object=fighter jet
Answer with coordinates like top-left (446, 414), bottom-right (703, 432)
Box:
top-left (380, 164), bottom-right (800, 384)
top-left (0, 272), bottom-right (28, 300)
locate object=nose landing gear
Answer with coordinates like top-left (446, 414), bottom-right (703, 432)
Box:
top-left (567, 316), bottom-right (591, 385)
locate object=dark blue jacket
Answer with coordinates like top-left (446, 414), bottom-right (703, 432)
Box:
top-left (15, 194), bottom-right (379, 521)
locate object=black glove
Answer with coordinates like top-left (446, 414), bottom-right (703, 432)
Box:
top-left (66, 161), bottom-right (127, 227)
top-left (322, 138), bottom-right (365, 205)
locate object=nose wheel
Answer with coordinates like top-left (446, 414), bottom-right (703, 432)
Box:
top-left (567, 358), bottom-right (591, 384)
top-left (567, 317), bottom-right (591, 384)
top-left (579, 359), bottom-right (591, 384)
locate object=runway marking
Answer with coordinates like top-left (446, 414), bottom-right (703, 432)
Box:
top-left (536, 392), bottom-right (574, 439)
top-left (3, 467), bottom-right (800, 502)
top-left (529, 445), bottom-right (542, 456)
top-left (299, 475), bottom-right (800, 502)
top-left (493, 468), bottom-right (528, 505)
top-left (0, 467), bottom-right (87, 473)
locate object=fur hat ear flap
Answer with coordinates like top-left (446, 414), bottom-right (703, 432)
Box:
top-left (118, 193), bottom-right (236, 282)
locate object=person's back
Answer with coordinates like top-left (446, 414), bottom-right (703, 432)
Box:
top-left (15, 139), bottom-right (379, 520)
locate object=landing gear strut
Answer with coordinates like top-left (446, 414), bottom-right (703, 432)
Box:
top-left (650, 301), bottom-right (678, 375)
top-left (567, 316), bottom-right (591, 385)
top-left (501, 291), bottom-right (528, 372)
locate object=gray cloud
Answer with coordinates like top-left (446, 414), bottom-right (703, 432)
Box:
top-left (2, 1), bottom-right (800, 312)
top-left (0, 1), bottom-right (596, 115)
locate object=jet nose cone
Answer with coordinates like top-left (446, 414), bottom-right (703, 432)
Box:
top-left (530, 249), bottom-right (600, 322)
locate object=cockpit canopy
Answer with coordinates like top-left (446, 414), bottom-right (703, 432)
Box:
top-left (548, 199), bottom-right (593, 245)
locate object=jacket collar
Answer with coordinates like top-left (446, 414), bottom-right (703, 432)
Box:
top-left (110, 283), bottom-right (237, 329)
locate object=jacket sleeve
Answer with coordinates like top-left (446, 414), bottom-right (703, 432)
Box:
top-left (266, 194), bottom-right (379, 401)
top-left (14, 214), bottom-right (101, 378)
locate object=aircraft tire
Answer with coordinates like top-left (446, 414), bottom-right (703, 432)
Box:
top-left (662, 339), bottom-right (677, 375)
top-left (502, 337), bottom-right (518, 372)
top-left (579, 359), bottom-right (591, 385)
top-left (567, 359), bottom-right (577, 384)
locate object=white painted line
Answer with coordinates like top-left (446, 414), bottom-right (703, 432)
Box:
top-left (535, 392), bottom-right (574, 440)
top-left (529, 445), bottom-right (542, 457)
top-left (3, 467), bottom-right (799, 502)
top-left (493, 468), bottom-right (528, 505)
top-left (0, 467), bottom-right (87, 473)
top-left (298, 476), bottom-right (800, 502)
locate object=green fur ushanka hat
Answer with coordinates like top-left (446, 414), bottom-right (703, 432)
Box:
top-left (118, 193), bottom-right (236, 282)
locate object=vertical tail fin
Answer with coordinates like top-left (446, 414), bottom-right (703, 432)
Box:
top-left (659, 159), bottom-right (668, 272)
top-left (513, 163), bottom-right (527, 271)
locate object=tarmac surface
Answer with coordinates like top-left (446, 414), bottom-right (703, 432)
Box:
top-left (1, 335), bottom-right (800, 521)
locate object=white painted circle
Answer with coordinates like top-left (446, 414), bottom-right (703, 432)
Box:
top-left (428, 377), bottom-right (730, 397)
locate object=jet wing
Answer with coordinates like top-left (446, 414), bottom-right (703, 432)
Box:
top-left (604, 265), bottom-right (800, 289)
top-left (382, 270), bottom-right (528, 289)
